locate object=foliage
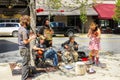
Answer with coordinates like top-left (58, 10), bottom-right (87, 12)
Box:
top-left (113, 0), bottom-right (120, 22)
top-left (47, 0), bottom-right (62, 10)
top-left (71, 0), bottom-right (88, 33)
top-left (79, 0), bottom-right (88, 24)
top-left (72, 0), bottom-right (88, 24)
top-left (80, 13), bottom-right (87, 24)
top-left (92, 0), bottom-right (97, 3)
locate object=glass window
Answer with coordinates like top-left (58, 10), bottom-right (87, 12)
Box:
top-left (11, 20), bottom-right (15, 22)
top-left (59, 22), bottom-right (64, 27)
top-left (6, 24), bottom-right (13, 27)
top-left (67, 16), bottom-right (75, 26)
top-left (118, 22), bottom-right (120, 27)
top-left (100, 20), bottom-right (109, 27)
top-left (6, 20), bottom-right (10, 22)
top-left (0, 23), bottom-right (5, 27)
top-left (13, 24), bottom-right (19, 27)
top-left (50, 22), bottom-right (57, 27)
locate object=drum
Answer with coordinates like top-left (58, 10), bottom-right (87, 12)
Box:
top-left (75, 62), bottom-right (86, 75)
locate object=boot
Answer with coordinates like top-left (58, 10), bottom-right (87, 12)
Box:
top-left (92, 56), bottom-right (95, 64)
top-left (95, 57), bottom-right (100, 66)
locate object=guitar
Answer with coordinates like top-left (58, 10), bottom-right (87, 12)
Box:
top-left (37, 50), bottom-right (43, 55)
top-left (37, 47), bottom-right (54, 55)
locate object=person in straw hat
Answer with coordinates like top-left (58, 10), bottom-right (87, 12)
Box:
top-left (87, 22), bottom-right (101, 66)
top-left (33, 35), bottom-right (58, 67)
top-left (38, 18), bottom-right (54, 48)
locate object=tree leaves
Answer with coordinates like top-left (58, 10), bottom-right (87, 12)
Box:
top-left (113, 0), bottom-right (120, 22)
top-left (49, 0), bottom-right (61, 10)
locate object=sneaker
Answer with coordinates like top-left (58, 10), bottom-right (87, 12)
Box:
top-left (87, 68), bottom-right (96, 74)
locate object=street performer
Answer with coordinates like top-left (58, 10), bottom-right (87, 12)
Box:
top-left (18, 15), bottom-right (36, 80)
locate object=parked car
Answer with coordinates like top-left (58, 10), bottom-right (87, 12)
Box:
top-left (37, 22), bottom-right (78, 37)
top-left (113, 27), bottom-right (120, 34)
top-left (51, 22), bottom-right (79, 36)
top-left (100, 26), bottom-right (113, 33)
top-left (0, 22), bottom-right (20, 37)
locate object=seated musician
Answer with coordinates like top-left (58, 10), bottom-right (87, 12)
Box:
top-left (61, 36), bottom-right (79, 63)
top-left (33, 35), bottom-right (58, 67)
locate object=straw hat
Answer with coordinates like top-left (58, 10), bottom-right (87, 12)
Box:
top-left (39, 35), bottom-right (46, 40)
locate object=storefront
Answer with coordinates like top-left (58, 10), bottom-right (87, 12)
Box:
top-left (0, 0), bottom-right (29, 22)
top-left (94, 4), bottom-right (117, 33)
top-left (36, 7), bottom-right (98, 33)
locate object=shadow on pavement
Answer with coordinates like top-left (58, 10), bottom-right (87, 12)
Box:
top-left (0, 40), bottom-right (18, 53)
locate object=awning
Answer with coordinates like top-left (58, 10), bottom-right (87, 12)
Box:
top-left (94, 4), bottom-right (115, 19)
top-left (36, 7), bottom-right (98, 16)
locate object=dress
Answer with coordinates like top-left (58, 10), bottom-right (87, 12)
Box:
top-left (89, 35), bottom-right (101, 50)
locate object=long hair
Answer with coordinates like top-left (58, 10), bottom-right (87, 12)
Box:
top-left (19, 15), bottom-right (30, 26)
top-left (90, 22), bottom-right (98, 33)
top-left (42, 18), bottom-right (49, 25)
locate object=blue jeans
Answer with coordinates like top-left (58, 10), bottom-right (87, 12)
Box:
top-left (44, 48), bottom-right (58, 66)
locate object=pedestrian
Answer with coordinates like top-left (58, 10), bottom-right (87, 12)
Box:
top-left (61, 36), bottom-right (79, 64)
top-left (38, 18), bottom-right (54, 47)
top-left (18, 15), bottom-right (36, 80)
top-left (87, 22), bottom-right (101, 66)
top-left (33, 35), bottom-right (58, 67)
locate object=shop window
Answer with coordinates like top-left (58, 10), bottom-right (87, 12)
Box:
top-left (118, 22), bottom-right (120, 27)
top-left (67, 16), bottom-right (75, 26)
top-left (100, 20), bottom-right (113, 33)
top-left (100, 20), bottom-right (109, 27)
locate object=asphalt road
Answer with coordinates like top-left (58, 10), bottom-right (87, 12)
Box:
top-left (0, 36), bottom-right (120, 63)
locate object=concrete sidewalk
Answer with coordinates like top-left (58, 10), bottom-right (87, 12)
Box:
top-left (1, 53), bottom-right (120, 80)
top-left (0, 34), bottom-right (120, 80)
top-left (0, 63), bottom-right (21, 80)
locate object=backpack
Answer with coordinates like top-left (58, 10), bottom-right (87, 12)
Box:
top-left (78, 51), bottom-right (87, 58)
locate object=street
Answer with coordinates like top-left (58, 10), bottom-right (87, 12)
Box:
top-left (0, 34), bottom-right (120, 63)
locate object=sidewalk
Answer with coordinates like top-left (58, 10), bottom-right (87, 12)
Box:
top-left (0, 53), bottom-right (120, 80)
top-left (0, 63), bottom-right (21, 80)
top-left (0, 34), bottom-right (120, 80)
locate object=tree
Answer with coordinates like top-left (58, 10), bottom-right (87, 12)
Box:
top-left (46, 0), bottom-right (62, 21)
top-left (36, 0), bottom-right (62, 21)
top-left (113, 0), bottom-right (120, 22)
top-left (71, 0), bottom-right (89, 33)
top-left (28, 0), bottom-right (62, 66)
top-left (29, 0), bottom-right (36, 66)
top-left (79, 1), bottom-right (88, 33)
top-left (48, 0), bottom-right (62, 10)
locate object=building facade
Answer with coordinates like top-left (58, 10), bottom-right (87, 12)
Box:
top-left (0, 0), bottom-right (29, 22)
top-left (36, 0), bottom-right (116, 33)
top-left (36, 0), bottom-right (98, 33)
top-left (0, 0), bottom-right (117, 33)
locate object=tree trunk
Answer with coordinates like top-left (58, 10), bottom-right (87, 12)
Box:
top-left (29, 0), bottom-right (36, 67)
top-left (82, 23), bottom-right (84, 34)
